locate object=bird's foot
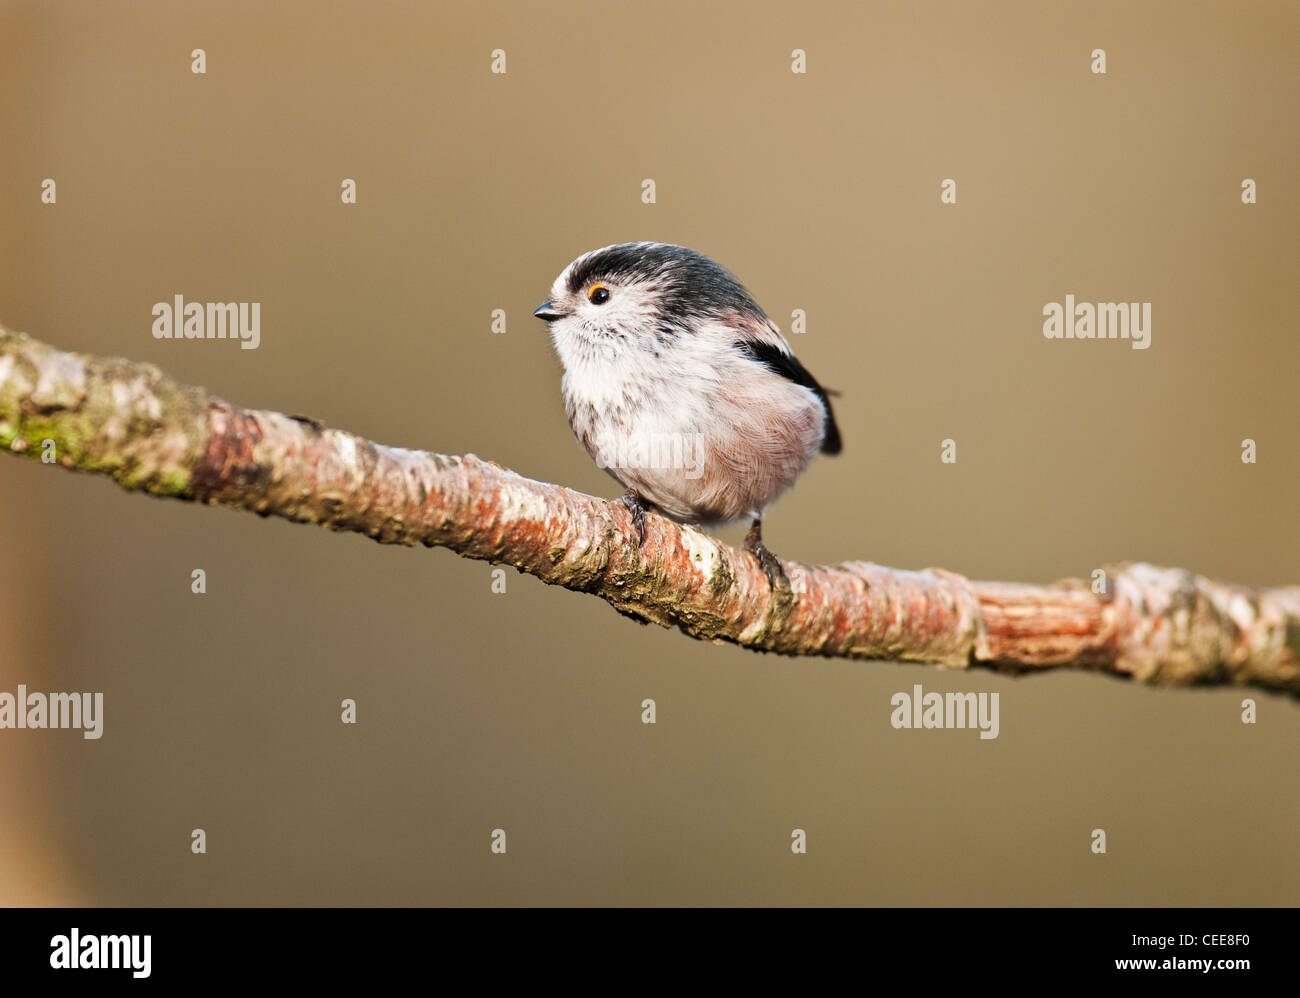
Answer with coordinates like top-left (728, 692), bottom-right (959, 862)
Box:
top-left (619, 488), bottom-right (648, 548)
top-left (744, 518), bottom-right (791, 593)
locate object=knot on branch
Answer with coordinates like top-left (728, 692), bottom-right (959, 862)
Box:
top-left (196, 401), bottom-right (266, 497)
top-left (1110, 563), bottom-right (1300, 690)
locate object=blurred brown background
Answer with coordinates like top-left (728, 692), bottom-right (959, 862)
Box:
top-left (1, 0), bottom-right (1296, 905)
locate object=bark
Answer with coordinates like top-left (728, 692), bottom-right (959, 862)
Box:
top-left (2, 325), bottom-right (1297, 695)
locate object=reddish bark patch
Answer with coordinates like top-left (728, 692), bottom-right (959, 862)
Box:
top-left (194, 400), bottom-right (266, 498)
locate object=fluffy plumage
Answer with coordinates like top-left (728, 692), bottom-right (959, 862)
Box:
top-left (535, 242), bottom-right (841, 527)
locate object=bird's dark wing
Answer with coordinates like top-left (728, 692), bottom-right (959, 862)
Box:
top-left (736, 339), bottom-right (842, 455)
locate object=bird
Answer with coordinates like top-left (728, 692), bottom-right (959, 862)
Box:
top-left (533, 241), bottom-right (841, 588)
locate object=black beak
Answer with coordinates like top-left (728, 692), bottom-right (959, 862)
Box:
top-left (533, 301), bottom-right (566, 322)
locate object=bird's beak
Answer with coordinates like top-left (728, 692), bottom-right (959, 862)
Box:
top-left (533, 301), bottom-right (567, 322)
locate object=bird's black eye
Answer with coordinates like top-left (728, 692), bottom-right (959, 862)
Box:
top-left (588, 284), bottom-right (611, 305)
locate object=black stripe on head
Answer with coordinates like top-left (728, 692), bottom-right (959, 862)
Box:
top-left (566, 243), bottom-right (769, 325)
top-left (737, 340), bottom-right (843, 455)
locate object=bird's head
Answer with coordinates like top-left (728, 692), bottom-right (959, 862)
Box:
top-left (533, 242), bottom-right (768, 350)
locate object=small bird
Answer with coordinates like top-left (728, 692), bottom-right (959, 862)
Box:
top-left (534, 242), bottom-right (841, 587)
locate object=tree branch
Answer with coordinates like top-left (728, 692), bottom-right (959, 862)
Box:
top-left (2, 324), bottom-right (1297, 695)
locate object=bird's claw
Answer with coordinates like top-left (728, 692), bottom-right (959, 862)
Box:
top-left (744, 518), bottom-right (791, 594)
top-left (619, 488), bottom-right (648, 548)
